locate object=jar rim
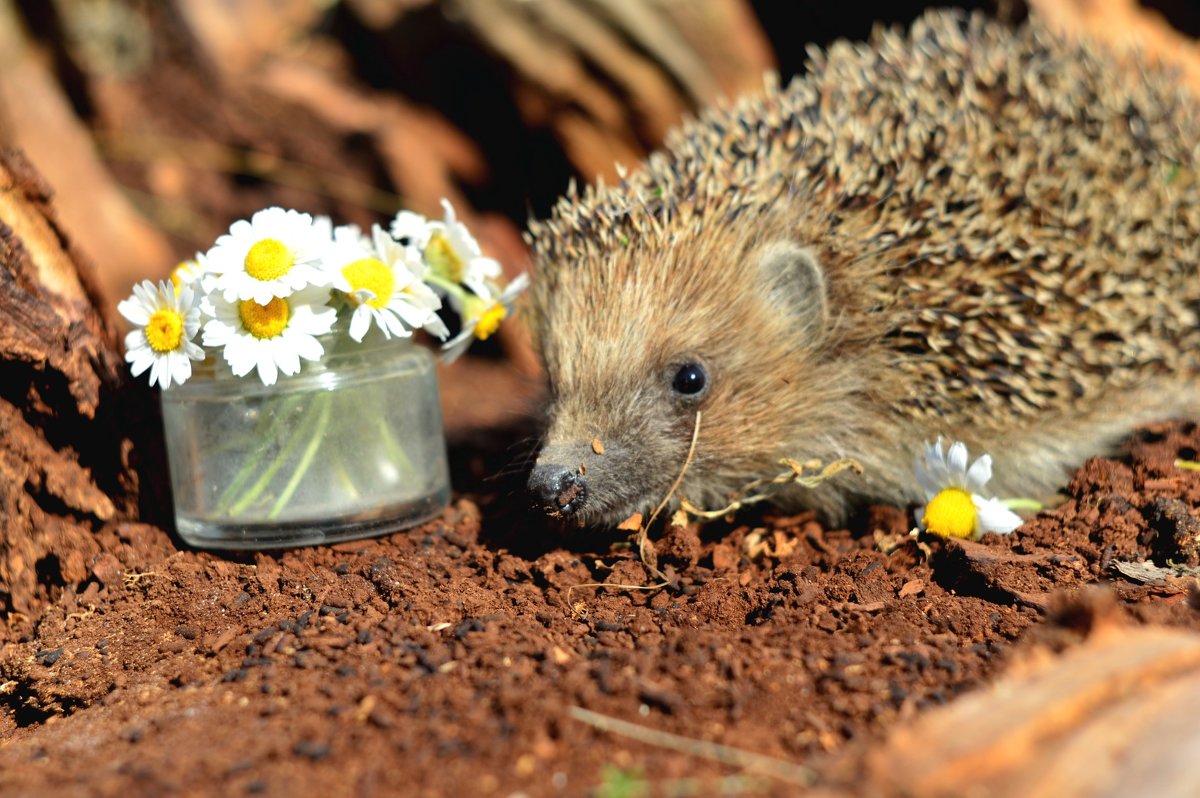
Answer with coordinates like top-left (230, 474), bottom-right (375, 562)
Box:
top-left (174, 329), bottom-right (433, 397)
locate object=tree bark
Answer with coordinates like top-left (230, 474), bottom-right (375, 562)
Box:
top-left (0, 149), bottom-right (144, 619)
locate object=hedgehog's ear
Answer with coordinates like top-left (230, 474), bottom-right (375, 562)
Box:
top-left (755, 242), bottom-right (828, 334)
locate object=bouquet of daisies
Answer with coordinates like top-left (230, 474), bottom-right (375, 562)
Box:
top-left (118, 200), bottom-right (528, 389)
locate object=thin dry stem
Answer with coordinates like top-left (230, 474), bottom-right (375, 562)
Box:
top-left (644, 410), bottom-right (703, 530)
top-left (568, 706), bottom-right (816, 786)
top-left (564, 412), bottom-right (702, 617)
top-left (565, 579), bottom-right (672, 620)
top-left (637, 410), bottom-right (703, 574)
top-left (681, 456), bottom-right (863, 520)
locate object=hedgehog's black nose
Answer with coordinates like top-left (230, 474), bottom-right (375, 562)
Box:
top-left (529, 464), bottom-right (588, 516)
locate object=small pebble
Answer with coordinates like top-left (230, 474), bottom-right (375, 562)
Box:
top-left (292, 741), bottom-right (331, 761)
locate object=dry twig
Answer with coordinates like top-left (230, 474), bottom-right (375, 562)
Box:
top-left (681, 457), bottom-right (863, 520)
top-left (568, 706), bottom-right (816, 787)
top-left (564, 412), bottom-right (703, 616)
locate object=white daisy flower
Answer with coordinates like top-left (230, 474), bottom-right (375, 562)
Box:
top-left (118, 279), bottom-right (204, 389)
top-left (327, 224), bottom-right (448, 342)
top-left (168, 256), bottom-right (205, 295)
top-left (205, 207), bottom-right (331, 305)
top-left (390, 210), bottom-right (432, 253)
top-left (422, 199), bottom-right (503, 304)
top-left (330, 220), bottom-right (369, 250)
top-left (201, 285), bottom-right (336, 386)
top-left (441, 273), bottom-right (529, 362)
top-left (914, 438), bottom-right (1024, 540)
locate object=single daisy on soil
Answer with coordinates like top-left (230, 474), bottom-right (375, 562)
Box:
top-left (201, 285), bottom-right (337, 386)
top-left (441, 273), bottom-right (530, 362)
top-left (328, 224), bottom-right (448, 342)
top-left (422, 199), bottom-right (503, 305)
top-left (206, 207), bottom-right (331, 305)
top-left (118, 279), bottom-right (204, 389)
top-left (914, 438), bottom-right (1024, 540)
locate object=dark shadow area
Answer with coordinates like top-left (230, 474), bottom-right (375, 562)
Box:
top-left (752, 0), bottom-right (1027, 82)
top-left (445, 418), bottom-right (623, 561)
top-left (1142, 0), bottom-right (1200, 37)
top-left (330, 3), bottom-right (578, 225)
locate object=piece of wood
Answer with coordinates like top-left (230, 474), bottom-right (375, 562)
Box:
top-left (841, 623), bottom-right (1200, 797)
top-left (0, 149), bottom-right (142, 618)
top-left (0, 0), bottom-right (173, 306)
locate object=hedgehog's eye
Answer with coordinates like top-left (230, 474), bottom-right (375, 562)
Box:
top-left (671, 363), bottom-right (708, 397)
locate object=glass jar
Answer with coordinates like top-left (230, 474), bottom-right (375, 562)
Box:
top-left (160, 333), bottom-right (450, 549)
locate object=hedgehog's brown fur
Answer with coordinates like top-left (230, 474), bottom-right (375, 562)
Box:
top-left (526, 10), bottom-right (1200, 526)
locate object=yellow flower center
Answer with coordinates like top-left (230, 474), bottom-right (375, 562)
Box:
top-left (424, 232), bottom-right (464, 283)
top-left (169, 260), bottom-right (197, 293)
top-left (238, 297), bottom-right (290, 339)
top-left (145, 308), bottom-right (184, 353)
top-left (922, 488), bottom-right (978, 539)
top-left (341, 257), bottom-right (395, 310)
top-left (244, 238), bottom-right (295, 281)
top-left (474, 302), bottom-right (507, 341)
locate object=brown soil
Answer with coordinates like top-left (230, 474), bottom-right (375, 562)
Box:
top-left (2, 401), bottom-right (1198, 797)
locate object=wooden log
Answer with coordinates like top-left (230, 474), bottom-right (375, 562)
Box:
top-left (0, 149), bottom-right (143, 619)
top-left (839, 620), bottom-right (1200, 796)
top-left (0, 0), bottom-right (173, 306)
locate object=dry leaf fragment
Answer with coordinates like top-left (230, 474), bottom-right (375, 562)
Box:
top-left (711, 543), bottom-right (738, 571)
top-left (617, 513), bottom-right (643, 531)
top-left (743, 528), bottom-right (801, 560)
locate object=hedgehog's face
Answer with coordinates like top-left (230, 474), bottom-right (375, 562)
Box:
top-left (528, 234), bottom-right (833, 527)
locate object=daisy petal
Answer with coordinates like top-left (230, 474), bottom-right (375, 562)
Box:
top-left (148, 358), bottom-right (166, 389)
top-left (423, 314), bottom-right (449, 340)
top-left (972, 497), bottom-right (1024, 536)
top-left (118, 297), bottom-right (151, 326)
top-left (947, 441), bottom-right (968, 480)
top-left (169, 352), bottom-right (192, 387)
top-left (965, 453), bottom-right (993, 493)
top-left (382, 311), bottom-right (413, 339)
top-left (128, 349), bottom-right (154, 377)
top-left (256, 351), bottom-right (278, 386)
top-left (349, 307), bottom-right (371, 342)
top-left (274, 342), bottom-right (301, 377)
top-left (291, 333), bottom-right (324, 363)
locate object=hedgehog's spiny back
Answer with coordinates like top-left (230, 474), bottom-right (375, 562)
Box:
top-left (529, 10), bottom-right (1200, 429)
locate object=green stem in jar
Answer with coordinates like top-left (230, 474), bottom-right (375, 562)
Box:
top-left (331, 448), bottom-right (362, 501)
top-left (214, 394), bottom-right (303, 513)
top-left (227, 393), bottom-right (327, 517)
top-left (377, 406), bottom-right (418, 483)
top-left (268, 394), bottom-right (332, 520)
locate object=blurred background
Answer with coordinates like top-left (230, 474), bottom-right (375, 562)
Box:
top-left (1, 0), bottom-right (1197, 419)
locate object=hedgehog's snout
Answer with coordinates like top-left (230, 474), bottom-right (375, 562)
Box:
top-left (529, 464), bottom-right (588, 517)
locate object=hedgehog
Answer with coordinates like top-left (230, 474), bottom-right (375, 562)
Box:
top-left (524, 10), bottom-right (1200, 528)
